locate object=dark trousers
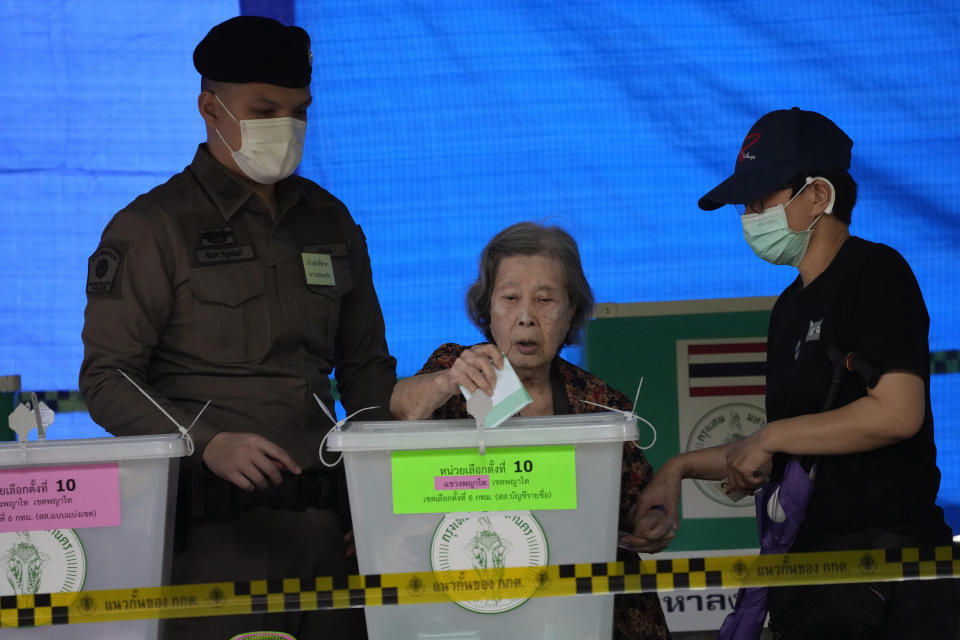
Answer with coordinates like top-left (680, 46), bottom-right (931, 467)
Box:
top-left (768, 529), bottom-right (959, 640)
top-left (163, 507), bottom-right (366, 640)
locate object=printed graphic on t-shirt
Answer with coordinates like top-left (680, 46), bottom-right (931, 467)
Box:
top-left (795, 318), bottom-right (823, 361)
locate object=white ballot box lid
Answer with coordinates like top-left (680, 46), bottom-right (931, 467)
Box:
top-left (0, 433), bottom-right (188, 468)
top-left (328, 411), bottom-right (639, 452)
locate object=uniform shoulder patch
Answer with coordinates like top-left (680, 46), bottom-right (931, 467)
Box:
top-left (86, 243), bottom-right (127, 297)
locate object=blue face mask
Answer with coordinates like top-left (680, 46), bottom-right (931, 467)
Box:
top-left (740, 178), bottom-right (834, 267)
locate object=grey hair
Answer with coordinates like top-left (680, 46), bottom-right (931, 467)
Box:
top-left (466, 222), bottom-right (594, 346)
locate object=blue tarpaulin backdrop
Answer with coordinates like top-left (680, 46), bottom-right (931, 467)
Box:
top-left (1, 1), bottom-right (957, 530)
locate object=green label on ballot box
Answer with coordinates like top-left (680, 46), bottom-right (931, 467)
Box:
top-left (391, 445), bottom-right (577, 514)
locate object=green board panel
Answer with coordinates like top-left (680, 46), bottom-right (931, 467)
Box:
top-left (585, 298), bottom-right (774, 552)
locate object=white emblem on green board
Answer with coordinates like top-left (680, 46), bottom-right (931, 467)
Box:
top-left (687, 403), bottom-right (766, 506)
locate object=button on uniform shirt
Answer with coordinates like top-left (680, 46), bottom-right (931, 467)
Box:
top-left (80, 145), bottom-right (397, 472)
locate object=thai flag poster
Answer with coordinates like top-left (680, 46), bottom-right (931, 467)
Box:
top-left (677, 338), bottom-right (768, 518)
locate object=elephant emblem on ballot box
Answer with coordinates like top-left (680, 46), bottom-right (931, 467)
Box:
top-left (3, 531), bottom-right (49, 594)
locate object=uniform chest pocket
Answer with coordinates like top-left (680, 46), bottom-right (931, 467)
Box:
top-left (304, 257), bottom-right (354, 354)
top-left (190, 264), bottom-right (270, 363)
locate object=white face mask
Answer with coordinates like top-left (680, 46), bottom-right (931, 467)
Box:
top-left (214, 95), bottom-right (306, 184)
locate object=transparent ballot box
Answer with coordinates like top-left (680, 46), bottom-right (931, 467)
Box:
top-left (328, 413), bottom-right (638, 640)
top-left (0, 434), bottom-right (187, 638)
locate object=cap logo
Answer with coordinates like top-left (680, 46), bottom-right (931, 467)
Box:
top-left (738, 132), bottom-right (760, 163)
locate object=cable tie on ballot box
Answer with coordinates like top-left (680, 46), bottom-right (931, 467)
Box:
top-left (116, 368), bottom-right (204, 455)
top-left (313, 393), bottom-right (379, 468)
top-left (579, 378), bottom-right (658, 450)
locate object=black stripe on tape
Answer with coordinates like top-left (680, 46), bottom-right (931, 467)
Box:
top-left (317, 591), bottom-right (333, 608)
top-left (382, 587), bottom-right (399, 605)
top-left (52, 606), bottom-right (70, 625)
top-left (608, 575), bottom-right (625, 593)
top-left (575, 577), bottom-right (592, 594)
top-left (349, 589), bottom-right (365, 607)
top-left (641, 573), bottom-right (657, 591)
top-left (18, 609), bottom-right (34, 627)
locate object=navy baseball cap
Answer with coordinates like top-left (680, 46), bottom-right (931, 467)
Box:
top-left (698, 108), bottom-right (853, 211)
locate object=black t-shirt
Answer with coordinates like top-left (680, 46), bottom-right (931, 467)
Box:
top-left (766, 236), bottom-right (951, 548)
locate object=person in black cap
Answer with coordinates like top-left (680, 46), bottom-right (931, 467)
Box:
top-left (626, 108), bottom-right (957, 638)
top-left (79, 15), bottom-right (396, 639)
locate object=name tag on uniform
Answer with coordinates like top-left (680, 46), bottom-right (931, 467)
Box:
top-left (302, 252), bottom-right (336, 286)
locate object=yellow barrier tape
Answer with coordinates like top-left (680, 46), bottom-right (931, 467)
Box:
top-left (1, 545), bottom-right (957, 628)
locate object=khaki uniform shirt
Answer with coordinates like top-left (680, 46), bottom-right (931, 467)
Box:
top-left (80, 145), bottom-right (397, 472)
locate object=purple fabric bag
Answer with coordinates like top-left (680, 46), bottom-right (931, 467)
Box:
top-left (718, 457), bottom-right (816, 640)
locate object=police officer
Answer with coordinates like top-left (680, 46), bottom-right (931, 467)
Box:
top-left (80, 15), bottom-right (396, 639)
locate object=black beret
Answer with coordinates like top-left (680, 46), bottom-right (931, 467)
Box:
top-left (193, 16), bottom-right (312, 88)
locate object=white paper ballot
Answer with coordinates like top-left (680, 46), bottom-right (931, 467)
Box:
top-left (30, 393), bottom-right (55, 440)
top-left (8, 403), bottom-right (35, 441)
top-left (461, 357), bottom-right (532, 429)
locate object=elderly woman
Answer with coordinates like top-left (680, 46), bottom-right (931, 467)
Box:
top-left (390, 222), bottom-right (673, 640)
